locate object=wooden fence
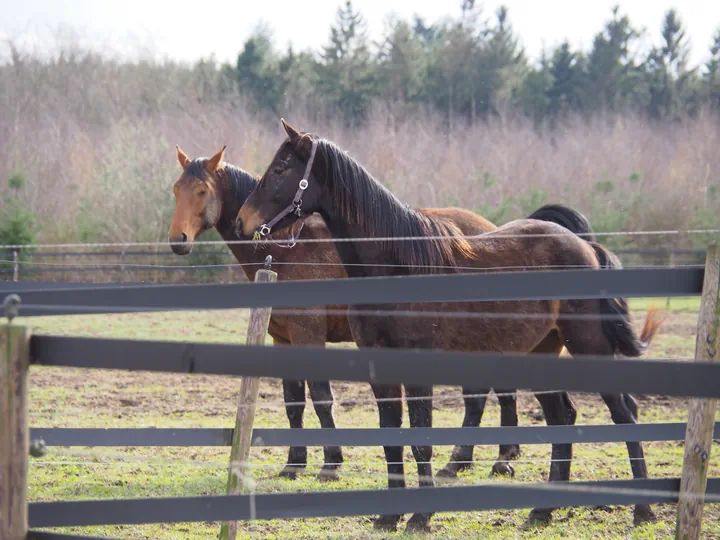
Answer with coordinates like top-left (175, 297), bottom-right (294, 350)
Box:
top-left (1, 246), bottom-right (719, 539)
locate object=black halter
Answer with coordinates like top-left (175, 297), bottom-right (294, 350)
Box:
top-left (255, 137), bottom-right (318, 245)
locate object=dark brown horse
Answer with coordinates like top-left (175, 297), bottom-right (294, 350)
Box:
top-left (168, 147), bottom-right (596, 483)
top-left (235, 120), bottom-right (661, 533)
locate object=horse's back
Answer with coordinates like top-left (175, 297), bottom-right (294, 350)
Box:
top-left (420, 207), bottom-right (496, 235)
top-left (465, 219), bottom-right (599, 270)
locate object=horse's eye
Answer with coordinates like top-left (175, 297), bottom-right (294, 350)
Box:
top-left (273, 164), bottom-right (285, 174)
top-left (198, 190), bottom-right (207, 197)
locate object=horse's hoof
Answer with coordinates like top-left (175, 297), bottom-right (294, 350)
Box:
top-left (490, 460), bottom-right (515, 478)
top-left (436, 467), bottom-right (459, 479)
top-left (405, 514), bottom-right (431, 534)
top-left (317, 467), bottom-right (340, 482)
top-left (521, 510), bottom-right (552, 530)
top-left (437, 460), bottom-right (471, 479)
top-left (373, 515), bottom-right (400, 532)
top-left (278, 465), bottom-right (305, 480)
top-left (633, 505), bottom-right (657, 526)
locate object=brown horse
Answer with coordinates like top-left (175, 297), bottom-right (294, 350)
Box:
top-left (168, 146), bottom-right (595, 483)
top-left (236, 120), bottom-right (661, 533)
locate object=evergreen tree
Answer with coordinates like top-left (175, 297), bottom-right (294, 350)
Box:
top-left (236, 27), bottom-right (283, 112)
top-left (705, 28), bottom-right (720, 109)
top-left (316, 0), bottom-right (377, 122)
top-left (585, 6), bottom-right (645, 113)
top-left (478, 6), bottom-right (527, 116)
top-left (515, 51), bottom-right (554, 125)
top-left (646, 9), bottom-right (698, 119)
top-left (377, 17), bottom-right (427, 105)
top-left (546, 42), bottom-right (587, 117)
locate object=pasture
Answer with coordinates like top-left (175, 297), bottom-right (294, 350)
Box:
top-left (23, 296), bottom-right (720, 539)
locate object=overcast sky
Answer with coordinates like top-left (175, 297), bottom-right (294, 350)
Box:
top-left (1, 0), bottom-right (719, 68)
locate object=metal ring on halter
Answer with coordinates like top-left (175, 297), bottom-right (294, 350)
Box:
top-left (259, 224), bottom-right (271, 236)
top-left (299, 178), bottom-right (309, 190)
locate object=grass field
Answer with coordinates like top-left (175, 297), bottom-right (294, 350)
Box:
top-left (19, 296), bottom-right (720, 539)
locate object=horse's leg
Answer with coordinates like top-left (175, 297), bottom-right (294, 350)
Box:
top-left (524, 390), bottom-right (577, 526)
top-left (555, 304), bottom-right (655, 526)
top-left (437, 387), bottom-right (489, 479)
top-left (492, 330), bottom-right (566, 477)
top-left (279, 378), bottom-right (307, 479)
top-left (601, 393), bottom-right (656, 525)
top-left (492, 388), bottom-right (519, 477)
top-left (371, 383), bottom-right (406, 532)
top-left (307, 380), bottom-right (343, 481)
top-left (404, 385), bottom-right (435, 533)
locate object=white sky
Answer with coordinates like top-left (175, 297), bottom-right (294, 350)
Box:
top-left (1, 0), bottom-right (718, 68)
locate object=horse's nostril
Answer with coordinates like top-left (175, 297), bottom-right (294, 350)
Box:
top-left (180, 233), bottom-right (187, 243)
top-left (234, 218), bottom-right (243, 238)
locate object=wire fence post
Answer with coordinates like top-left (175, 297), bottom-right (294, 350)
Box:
top-left (1, 295), bottom-right (31, 540)
top-left (676, 244), bottom-right (720, 540)
top-left (220, 256), bottom-right (277, 540)
top-left (12, 249), bottom-right (19, 282)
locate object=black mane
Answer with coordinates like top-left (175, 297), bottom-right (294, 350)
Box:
top-left (314, 137), bottom-right (473, 273)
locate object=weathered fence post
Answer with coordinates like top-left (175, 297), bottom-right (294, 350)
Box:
top-left (0, 295), bottom-right (31, 540)
top-left (12, 249), bottom-right (19, 282)
top-left (220, 256), bottom-right (277, 540)
top-left (676, 244), bottom-right (720, 540)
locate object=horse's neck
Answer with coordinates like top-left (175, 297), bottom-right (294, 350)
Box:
top-left (214, 170), bottom-right (262, 281)
top-left (319, 197), bottom-right (403, 279)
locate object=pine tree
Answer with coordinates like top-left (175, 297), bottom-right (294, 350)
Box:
top-left (585, 6), bottom-right (645, 113)
top-left (479, 7), bottom-right (527, 116)
top-left (316, 0), bottom-right (377, 122)
top-left (546, 42), bottom-right (586, 117)
top-left (705, 28), bottom-right (720, 109)
top-left (236, 27), bottom-right (282, 112)
top-left (377, 17), bottom-right (427, 105)
top-left (515, 51), bottom-right (554, 125)
top-left (646, 9), bottom-right (698, 119)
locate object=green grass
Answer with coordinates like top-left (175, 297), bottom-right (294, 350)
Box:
top-left (19, 297), bottom-right (720, 539)
top-left (629, 296), bottom-right (701, 313)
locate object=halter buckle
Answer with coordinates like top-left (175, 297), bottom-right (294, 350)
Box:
top-left (258, 224), bottom-right (271, 237)
top-left (299, 179), bottom-right (309, 190)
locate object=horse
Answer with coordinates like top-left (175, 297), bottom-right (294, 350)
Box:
top-left (235, 119), bottom-right (661, 533)
top-left (168, 146), bottom-right (597, 483)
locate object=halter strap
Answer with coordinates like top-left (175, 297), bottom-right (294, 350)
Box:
top-left (257, 137), bottom-right (318, 239)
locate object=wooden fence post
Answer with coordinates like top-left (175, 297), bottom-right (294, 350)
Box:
top-left (676, 244), bottom-right (720, 540)
top-left (12, 249), bottom-right (19, 282)
top-left (1, 296), bottom-right (32, 540)
top-left (220, 257), bottom-right (277, 540)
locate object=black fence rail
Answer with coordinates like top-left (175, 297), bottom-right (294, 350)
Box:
top-left (1, 266), bottom-right (707, 316)
top-left (29, 335), bottom-right (720, 397)
top-left (30, 422), bottom-right (720, 448)
top-left (29, 479), bottom-right (720, 529)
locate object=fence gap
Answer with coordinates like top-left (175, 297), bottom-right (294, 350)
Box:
top-left (220, 258), bottom-right (277, 540)
top-left (1, 298), bottom-right (32, 540)
top-left (676, 244), bottom-right (720, 540)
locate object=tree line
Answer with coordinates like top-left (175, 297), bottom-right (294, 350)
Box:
top-left (233, 1), bottom-right (720, 125)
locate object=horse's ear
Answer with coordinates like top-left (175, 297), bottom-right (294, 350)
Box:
top-left (281, 118), bottom-right (312, 151)
top-left (205, 145), bottom-right (226, 172)
top-left (176, 145), bottom-right (191, 169)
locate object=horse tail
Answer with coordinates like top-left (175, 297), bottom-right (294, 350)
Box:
top-left (527, 204), bottom-right (596, 242)
top-left (590, 242), bottom-right (663, 357)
